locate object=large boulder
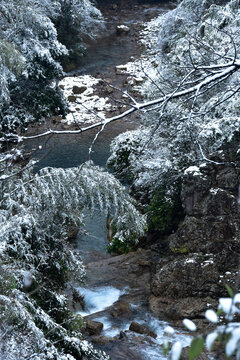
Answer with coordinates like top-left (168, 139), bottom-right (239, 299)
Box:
top-left (85, 320), bottom-right (103, 336)
top-left (169, 159), bottom-right (240, 253)
top-left (151, 255), bottom-right (220, 299)
top-left (150, 152), bottom-right (240, 319)
top-left (129, 321), bottom-right (157, 339)
top-left (148, 295), bottom-right (217, 321)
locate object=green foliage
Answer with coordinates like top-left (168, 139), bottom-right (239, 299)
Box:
top-left (54, 1), bottom-right (85, 68)
top-left (106, 237), bottom-right (133, 254)
top-left (69, 314), bottom-right (85, 333)
top-left (0, 40), bottom-right (25, 75)
top-left (41, 257), bottom-right (69, 288)
top-left (105, 216), bottom-right (142, 254)
top-left (148, 193), bottom-right (173, 232)
top-left (189, 336), bottom-right (205, 360)
top-left (107, 130), bottom-right (142, 182)
top-left (225, 284), bottom-right (233, 298)
top-left (147, 184), bottom-right (183, 235)
top-left (0, 268), bottom-right (16, 296)
top-left (162, 341), bottom-right (170, 355)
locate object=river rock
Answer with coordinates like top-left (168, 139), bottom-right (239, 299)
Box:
top-left (85, 248), bottom-right (157, 298)
top-left (129, 321), bottom-right (157, 339)
top-left (105, 85), bottom-right (114, 94)
top-left (169, 160), bottom-right (240, 254)
top-left (68, 95), bottom-right (76, 102)
top-left (98, 339), bottom-right (143, 360)
top-left (85, 320), bottom-right (103, 336)
top-left (72, 85), bottom-right (87, 94)
top-left (116, 25), bottom-right (130, 35)
top-left (110, 300), bottom-right (131, 317)
top-left (115, 65), bottom-right (128, 74)
top-left (91, 336), bottom-right (116, 345)
top-left (151, 255), bottom-right (220, 299)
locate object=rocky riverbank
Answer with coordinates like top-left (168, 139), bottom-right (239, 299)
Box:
top-left (71, 247), bottom-right (192, 360)
top-left (25, 0), bottom-right (173, 133)
top-left (71, 147), bottom-right (240, 359)
top-left (150, 150), bottom-right (240, 324)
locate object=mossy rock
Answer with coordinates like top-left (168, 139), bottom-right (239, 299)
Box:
top-left (170, 244), bottom-right (189, 254)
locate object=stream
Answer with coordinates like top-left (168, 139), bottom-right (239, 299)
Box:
top-left (27, 0), bottom-right (192, 358)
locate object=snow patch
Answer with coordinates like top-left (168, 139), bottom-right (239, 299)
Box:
top-left (60, 75), bottom-right (112, 125)
top-left (184, 166), bottom-right (201, 176)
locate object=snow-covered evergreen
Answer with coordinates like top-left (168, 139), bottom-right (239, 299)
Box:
top-left (109, 0), bottom-right (240, 208)
top-left (0, 160), bottom-right (146, 359)
top-left (0, 0), bottom-right (103, 134)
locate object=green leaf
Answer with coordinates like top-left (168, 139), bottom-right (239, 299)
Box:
top-left (162, 341), bottom-right (170, 356)
top-left (189, 336), bottom-right (204, 360)
top-left (225, 284), bottom-right (233, 298)
top-left (216, 309), bottom-right (223, 316)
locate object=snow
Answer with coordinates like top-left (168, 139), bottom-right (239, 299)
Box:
top-left (185, 258), bottom-right (195, 264)
top-left (234, 293), bottom-right (240, 304)
top-left (202, 259), bottom-right (214, 267)
top-left (59, 75), bottom-right (112, 125)
top-left (184, 166), bottom-right (201, 176)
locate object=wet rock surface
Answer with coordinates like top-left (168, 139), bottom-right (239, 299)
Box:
top-left (149, 295), bottom-right (217, 322)
top-left (85, 248), bottom-right (157, 291)
top-left (85, 320), bottom-right (104, 336)
top-left (78, 248), bottom-right (164, 359)
top-left (151, 151), bottom-right (240, 324)
top-left (129, 321), bottom-right (157, 338)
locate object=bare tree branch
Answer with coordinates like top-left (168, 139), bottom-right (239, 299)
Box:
top-left (14, 60), bottom-right (240, 142)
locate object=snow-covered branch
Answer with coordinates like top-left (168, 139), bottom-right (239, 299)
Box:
top-left (17, 59), bottom-right (240, 141)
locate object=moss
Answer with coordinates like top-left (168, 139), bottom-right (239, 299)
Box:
top-left (148, 194), bottom-right (172, 232)
top-left (170, 244), bottom-right (189, 254)
top-left (147, 185), bottom-right (183, 235)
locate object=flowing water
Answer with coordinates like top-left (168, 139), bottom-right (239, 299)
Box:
top-left (26, 0), bottom-right (192, 358)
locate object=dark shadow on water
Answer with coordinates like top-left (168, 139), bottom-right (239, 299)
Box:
top-left (30, 120), bottom-right (137, 171)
